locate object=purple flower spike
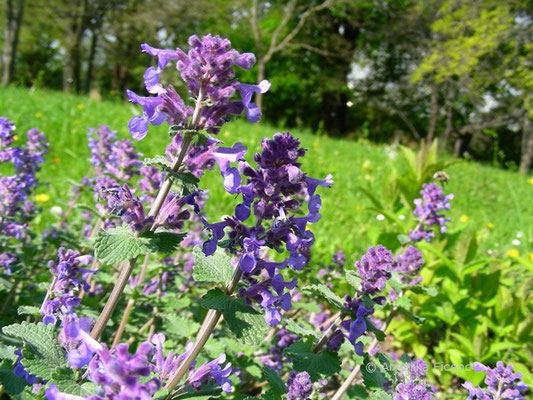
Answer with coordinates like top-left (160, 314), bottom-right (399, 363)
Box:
top-left (287, 371), bottom-right (313, 400)
top-left (187, 353), bottom-right (233, 393)
top-left (356, 245), bottom-right (393, 295)
top-left (463, 361), bottom-right (528, 400)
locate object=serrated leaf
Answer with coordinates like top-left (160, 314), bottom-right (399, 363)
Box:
top-left (0, 344), bottom-right (17, 362)
top-left (284, 341), bottom-right (341, 381)
top-left (52, 367), bottom-right (97, 396)
top-left (0, 360), bottom-right (27, 395)
top-left (17, 306), bottom-right (40, 316)
top-left (193, 247), bottom-right (234, 285)
top-left (94, 226), bottom-right (185, 264)
top-left (302, 284), bottom-right (344, 310)
top-left (94, 226), bottom-right (151, 264)
top-left (200, 289), bottom-right (268, 345)
top-left (285, 320), bottom-right (319, 339)
top-left (144, 155), bottom-right (171, 168)
top-left (147, 231), bottom-right (186, 253)
top-left (346, 270), bottom-right (361, 291)
top-left (393, 295), bottom-right (412, 311)
top-left (370, 389), bottom-right (394, 400)
top-left (2, 322), bottom-right (66, 381)
top-left (365, 317), bottom-right (385, 342)
top-left (361, 357), bottom-right (389, 389)
top-left (165, 315), bottom-right (200, 338)
top-left (262, 367), bottom-right (286, 396)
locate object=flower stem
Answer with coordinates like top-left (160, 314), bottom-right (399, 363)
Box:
top-left (89, 87), bottom-right (206, 340)
top-left (331, 310), bottom-right (396, 400)
top-left (164, 267), bottom-right (242, 392)
top-left (312, 311), bottom-right (344, 354)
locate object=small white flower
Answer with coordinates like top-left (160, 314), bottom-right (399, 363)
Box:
top-left (516, 232), bottom-right (523, 238)
top-left (376, 214), bottom-right (385, 221)
top-left (346, 101), bottom-right (354, 107)
top-left (50, 206), bottom-right (63, 217)
top-left (398, 215), bottom-right (405, 220)
top-left (512, 239), bottom-right (521, 246)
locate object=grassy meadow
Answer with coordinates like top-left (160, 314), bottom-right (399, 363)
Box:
top-left (1, 86), bottom-right (532, 262)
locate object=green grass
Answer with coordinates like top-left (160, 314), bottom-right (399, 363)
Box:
top-left (1, 86), bottom-right (532, 260)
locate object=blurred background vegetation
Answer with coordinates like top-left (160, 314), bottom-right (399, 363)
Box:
top-left (1, 0), bottom-right (532, 172)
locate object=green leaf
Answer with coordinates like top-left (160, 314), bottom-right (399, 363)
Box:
top-left (0, 360), bottom-right (27, 395)
top-left (370, 389), bottom-right (393, 400)
top-left (0, 344), bottom-right (17, 362)
top-left (201, 289), bottom-right (268, 345)
top-left (284, 341), bottom-right (341, 381)
top-left (284, 320), bottom-right (319, 339)
top-left (2, 322), bottom-right (66, 381)
top-left (365, 317), bottom-right (385, 342)
top-left (94, 226), bottom-right (185, 264)
top-left (144, 155), bottom-right (171, 168)
top-left (346, 270), bottom-right (361, 291)
top-left (262, 367), bottom-right (286, 396)
top-left (51, 367), bottom-right (98, 396)
top-left (393, 295), bottom-right (412, 311)
top-left (302, 284), bottom-right (344, 310)
top-left (361, 357), bottom-right (389, 389)
top-left (192, 247), bottom-right (234, 285)
top-left (164, 315), bottom-right (201, 338)
top-left (94, 226), bottom-right (152, 264)
top-left (17, 306), bottom-right (40, 316)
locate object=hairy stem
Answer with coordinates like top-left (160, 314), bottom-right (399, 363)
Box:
top-left (312, 311), bottom-right (344, 354)
top-left (90, 88), bottom-right (205, 340)
top-left (164, 267), bottom-right (243, 392)
top-left (331, 311), bottom-right (396, 400)
top-left (111, 298), bottom-right (134, 348)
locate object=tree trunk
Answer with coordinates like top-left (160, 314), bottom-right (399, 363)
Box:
top-left (519, 116), bottom-right (533, 173)
top-left (84, 28), bottom-right (98, 93)
top-left (426, 84), bottom-right (439, 144)
top-left (62, 0), bottom-right (87, 93)
top-left (2, 0), bottom-right (24, 86)
top-left (441, 86), bottom-right (455, 150)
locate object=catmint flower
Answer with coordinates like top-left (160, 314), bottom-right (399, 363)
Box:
top-left (128, 34), bottom-right (268, 139)
top-left (41, 248), bottom-right (93, 324)
top-left (0, 252), bottom-right (17, 274)
top-left (260, 328), bottom-right (299, 372)
top-left (463, 362), bottom-right (528, 400)
top-left (138, 165), bottom-right (164, 204)
top-left (14, 349), bottom-right (38, 385)
top-left (202, 132), bottom-right (333, 325)
top-left (393, 246), bottom-right (424, 287)
top-left (0, 117), bottom-right (16, 147)
top-left (409, 183), bottom-right (453, 242)
top-left (356, 245), bottom-right (393, 295)
top-left (394, 359), bottom-right (435, 400)
top-left (187, 353), bottom-right (233, 393)
top-left (286, 371), bottom-right (313, 400)
top-left (332, 250), bottom-right (346, 267)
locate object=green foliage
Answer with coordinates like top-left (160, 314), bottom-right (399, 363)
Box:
top-left (192, 247), bottom-right (234, 286)
top-left (302, 284), bottom-right (345, 310)
top-left (94, 225), bottom-right (185, 264)
top-left (2, 322), bottom-right (66, 381)
top-left (284, 340), bottom-right (341, 382)
top-left (201, 289), bottom-right (268, 345)
top-left (261, 367), bottom-right (286, 397)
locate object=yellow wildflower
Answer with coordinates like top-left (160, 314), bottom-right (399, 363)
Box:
top-left (53, 157), bottom-right (60, 163)
top-left (34, 194), bottom-right (51, 203)
top-left (528, 177), bottom-right (533, 185)
top-left (76, 104), bottom-right (84, 110)
top-left (13, 135), bottom-right (19, 142)
top-left (459, 215), bottom-right (469, 223)
top-left (507, 249), bottom-right (519, 257)
top-left (35, 112), bottom-right (43, 118)
top-left (486, 222), bottom-right (494, 230)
